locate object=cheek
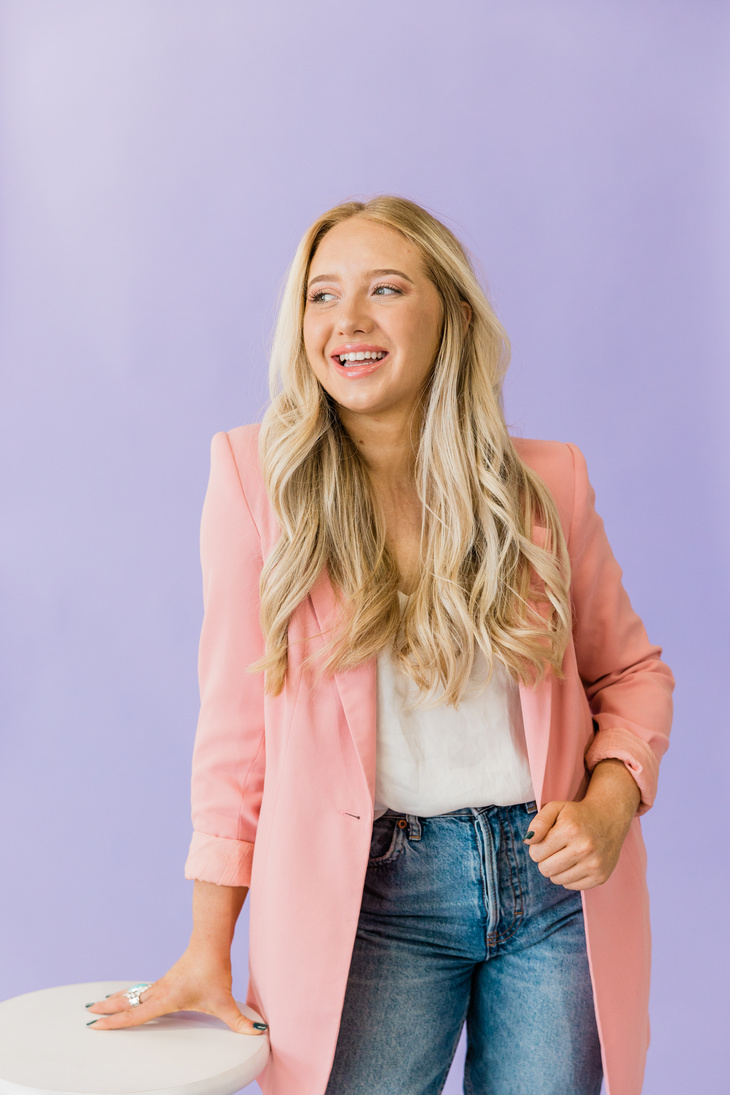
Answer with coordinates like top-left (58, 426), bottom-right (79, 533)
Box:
top-left (303, 306), bottom-right (328, 333)
top-left (302, 313), bottom-right (319, 349)
top-left (402, 309), bottom-right (440, 357)
top-left (301, 329), bottom-right (331, 385)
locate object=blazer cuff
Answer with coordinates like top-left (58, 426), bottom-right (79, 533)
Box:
top-left (584, 726), bottom-right (659, 817)
top-left (184, 831), bottom-right (255, 887)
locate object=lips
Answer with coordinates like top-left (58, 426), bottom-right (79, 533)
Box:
top-left (330, 351), bottom-right (389, 378)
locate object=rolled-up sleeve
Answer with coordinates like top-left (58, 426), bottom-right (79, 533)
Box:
top-left (566, 443), bottom-right (675, 816)
top-left (184, 431), bottom-right (266, 886)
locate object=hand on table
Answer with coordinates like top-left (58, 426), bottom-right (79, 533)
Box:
top-left (84, 948), bottom-right (268, 1035)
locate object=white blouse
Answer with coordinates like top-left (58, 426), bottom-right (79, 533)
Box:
top-left (373, 591), bottom-right (535, 820)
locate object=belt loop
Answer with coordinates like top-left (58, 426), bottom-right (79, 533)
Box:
top-left (405, 813), bottom-right (422, 840)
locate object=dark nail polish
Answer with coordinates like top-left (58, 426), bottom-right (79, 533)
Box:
top-left (86, 1019), bottom-right (98, 1026)
top-left (85, 1002), bottom-right (95, 1008)
top-left (252, 1022), bottom-right (268, 1030)
top-left (524, 830), bottom-right (535, 840)
top-left (105, 993), bottom-right (113, 998)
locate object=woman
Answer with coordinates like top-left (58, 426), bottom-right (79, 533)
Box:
top-left (85, 196), bottom-right (674, 1095)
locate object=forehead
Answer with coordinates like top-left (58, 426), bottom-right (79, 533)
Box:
top-left (309, 218), bottom-right (425, 276)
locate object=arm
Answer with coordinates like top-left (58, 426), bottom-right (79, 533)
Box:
top-left (584, 757), bottom-right (640, 817)
top-left (188, 879), bottom-right (249, 960)
top-left (524, 444), bottom-right (674, 888)
top-left (86, 434), bottom-right (268, 1032)
top-left (184, 430), bottom-right (267, 887)
top-left (566, 442), bottom-right (675, 818)
top-left (86, 880), bottom-right (264, 1033)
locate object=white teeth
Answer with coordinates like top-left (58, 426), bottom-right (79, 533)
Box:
top-left (337, 351), bottom-right (387, 365)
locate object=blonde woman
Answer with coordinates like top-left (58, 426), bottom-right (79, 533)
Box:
top-left (85, 196), bottom-right (674, 1095)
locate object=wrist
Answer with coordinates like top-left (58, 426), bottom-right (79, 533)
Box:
top-left (185, 935), bottom-right (233, 968)
top-left (187, 879), bottom-right (247, 964)
top-left (585, 757), bottom-right (641, 818)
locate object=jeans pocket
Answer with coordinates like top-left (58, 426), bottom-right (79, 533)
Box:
top-left (368, 817), bottom-right (406, 867)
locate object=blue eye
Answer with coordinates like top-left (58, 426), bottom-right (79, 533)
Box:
top-left (307, 283), bottom-right (402, 304)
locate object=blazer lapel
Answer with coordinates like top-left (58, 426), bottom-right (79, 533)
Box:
top-left (518, 523), bottom-right (553, 811)
top-left (518, 676), bottom-right (552, 811)
top-left (308, 567), bottom-right (378, 806)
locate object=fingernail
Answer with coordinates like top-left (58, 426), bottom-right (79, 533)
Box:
top-left (524, 830), bottom-right (535, 840)
top-left (105, 994), bottom-right (113, 998)
top-left (252, 1022), bottom-right (268, 1030)
top-left (85, 1002), bottom-right (95, 1008)
top-left (86, 1019), bottom-right (98, 1026)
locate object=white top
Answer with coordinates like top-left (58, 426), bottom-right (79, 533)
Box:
top-left (373, 591), bottom-right (535, 819)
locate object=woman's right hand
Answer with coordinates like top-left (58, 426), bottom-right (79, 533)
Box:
top-left (84, 946), bottom-right (267, 1035)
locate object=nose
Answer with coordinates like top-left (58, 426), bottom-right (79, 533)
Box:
top-left (336, 298), bottom-right (374, 337)
top-left (337, 316), bottom-right (369, 337)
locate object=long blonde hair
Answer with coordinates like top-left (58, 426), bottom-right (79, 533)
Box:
top-left (248, 195), bottom-right (571, 708)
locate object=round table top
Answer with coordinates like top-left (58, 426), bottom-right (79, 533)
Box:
top-left (0, 981), bottom-right (270, 1095)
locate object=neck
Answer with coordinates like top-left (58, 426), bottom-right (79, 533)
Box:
top-left (339, 407), bottom-right (421, 491)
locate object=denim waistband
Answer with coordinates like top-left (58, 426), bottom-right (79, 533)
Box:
top-left (378, 801), bottom-right (538, 842)
top-left (380, 800), bottom-right (537, 819)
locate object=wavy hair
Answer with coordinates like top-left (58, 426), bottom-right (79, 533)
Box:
top-left (248, 195), bottom-right (572, 708)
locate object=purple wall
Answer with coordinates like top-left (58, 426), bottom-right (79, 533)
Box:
top-left (1, 3), bottom-right (726, 1092)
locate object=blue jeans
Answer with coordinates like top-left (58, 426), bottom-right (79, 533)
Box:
top-left (325, 801), bottom-right (603, 1095)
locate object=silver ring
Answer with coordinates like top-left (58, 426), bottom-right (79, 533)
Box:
top-left (124, 982), bottom-right (152, 1008)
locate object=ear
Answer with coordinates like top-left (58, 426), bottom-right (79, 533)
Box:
top-left (460, 299), bottom-right (472, 333)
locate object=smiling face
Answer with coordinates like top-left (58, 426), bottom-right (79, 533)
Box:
top-left (302, 217), bottom-right (445, 433)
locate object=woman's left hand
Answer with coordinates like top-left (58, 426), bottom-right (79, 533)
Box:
top-left (523, 758), bottom-right (641, 890)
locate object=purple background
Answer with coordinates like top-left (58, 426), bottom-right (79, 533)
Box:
top-left (1, 2), bottom-right (727, 1092)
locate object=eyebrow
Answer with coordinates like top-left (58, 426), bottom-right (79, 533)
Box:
top-left (307, 267), bottom-right (415, 290)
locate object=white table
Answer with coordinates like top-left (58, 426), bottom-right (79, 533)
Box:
top-left (0, 981), bottom-right (270, 1095)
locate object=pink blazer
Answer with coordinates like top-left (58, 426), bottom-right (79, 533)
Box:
top-left (184, 424), bottom-right (674, 1095)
